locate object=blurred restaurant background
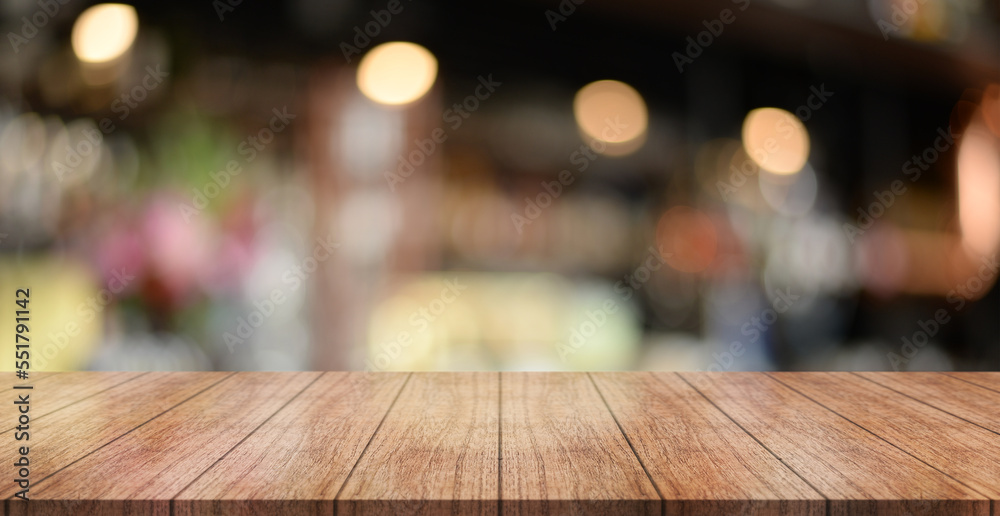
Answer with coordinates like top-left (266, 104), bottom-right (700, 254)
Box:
top-left (0, 0), bottom-right (998, 372)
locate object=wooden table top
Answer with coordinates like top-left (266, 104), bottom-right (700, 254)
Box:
top-left (2, 371), bottom-right (998, 515)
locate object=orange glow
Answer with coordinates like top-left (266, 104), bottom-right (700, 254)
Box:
top-left (982, 84), bottom-right (1000, 139)
top-left (573, 80), bottom-right (648, 155)
top-left (656, 206), bottom-right (718, 274)
top-left (858, 228), bottom-right (998, 300)
top-left (357, 42), bottom-right (437, 106)
top-left (956, 127), bottom-right (1000, 257)
top-left (71, 4), bottom-right (138, 64)
top-left (741, 107), bottom-right (810, 175)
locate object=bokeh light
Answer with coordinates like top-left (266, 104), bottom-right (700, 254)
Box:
top-left (71, 4), bottom-right (139, 64)
top-left (758, 165), bottom-right (818, 217)
top-left (764, 216), bottom-right (855, 298)
top-left (0, 112), bottom-right (47, 176)
top-left (741, 107), bottom-right (810, 175)
top-left (865, 0), bottom-right (960, 42)
top-left (982, 84), bottom-right (1000, 139)
top-left (656, 206), bottom-right (718, 274)
top-left (956, 126), bottom-right (1000, 257)
top-left (1, 0), bottom-right (997, 375)
top-left (357, 42), bottom-right (438, 106)
top-left (855, 222), bottom-right (909, 298)
top-left (573, 80), bottom-right (648, 154)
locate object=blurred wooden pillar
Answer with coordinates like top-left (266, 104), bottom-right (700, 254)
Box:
top-left (304, 61), bottom-right (442, 370)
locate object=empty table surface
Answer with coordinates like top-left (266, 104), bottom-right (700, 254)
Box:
top-left (2, 371), bottom-right (998, 515)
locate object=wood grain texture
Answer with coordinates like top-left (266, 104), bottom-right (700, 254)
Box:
top-left (174, 372), bottom-right (408, 516)
top-left (944, 372), bottom-right (1000, 393)
top-left (855, 372), bottom-right (1000, 434)
top-left (771, 372), bottom-right (1000, 500)
top-left (591, 372), bottom-right (825, 516)
top-left (679, 372), bottom-right (990, 516)
top-left (337, 372), bottom-right (498, 516)
top-left (0, 371), bottom-right (55, 386)
top-left (1, 371), bottom-right (142, 432)
top-left (501, 372), bottom-right (659, 516)
top-left (0, 371), bottom-right (996, 515)
top-left (8, 372), bottom-right (320, 516)
top-left (0, 372), bottom-right (230, 500)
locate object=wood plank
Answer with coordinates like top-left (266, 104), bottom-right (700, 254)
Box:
top-left (1, 372), bottom-right (143, 432)
top-left (591, 372), bottom-right (824, 516)
top-left (679, 372), bottom-right (989, 516)
top-left (0, 371), bottom-right (993, 514)
top-left (174, 372), bottom-right (408, 516)
top-left (8, 372), bottom-right (320, 516)
top-left (0, 372), bottom-right (231, 500)
top-left (944, 372), bottom-right (1000, 393)
top-left (500, 372), bottom-right (659, 516)
top-left (855, 372), bottom-right (1000, 434)
top-left (771, 372), bottom-right (1000, 501)
top-left (337, 372), bottom-right (498, 516)
top-left (0, 371), bottom-right (56, 385)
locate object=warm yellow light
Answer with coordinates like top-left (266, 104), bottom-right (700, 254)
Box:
top-left (357, 42), bottom-right (437, 106)
top-left (71, 4), bottom-right (138, 64)
top-left (741, 107), bottom-right (810, 175)
top-left (957, 128), bottom-right (1000, 256)
top-left (573, 80), bottom-right (647, 153)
